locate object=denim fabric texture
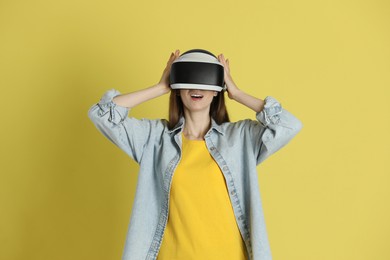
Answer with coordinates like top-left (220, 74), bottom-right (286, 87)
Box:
top-left (88, 89), bottom-right (303, 260)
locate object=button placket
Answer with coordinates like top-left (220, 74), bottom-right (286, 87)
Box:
top-left (205, 137), bottom-right (253, 259)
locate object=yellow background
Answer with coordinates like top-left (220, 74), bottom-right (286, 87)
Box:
top-left (0, 0), bottom-right (389, 259)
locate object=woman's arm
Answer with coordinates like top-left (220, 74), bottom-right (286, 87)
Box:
top-left (229, 89), bottom-right (265, 113)
top-left (88, 50), bottom-right (181, 163)
top-left (217, 53), bottom-right (303, 165)
top-left (112, 83), bottom-right (169, 108)
top-left (112, 49), bottom-right (180, 108)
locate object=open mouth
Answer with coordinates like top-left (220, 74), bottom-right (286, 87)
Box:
top-left (190, 94), bottom-right (204, 100)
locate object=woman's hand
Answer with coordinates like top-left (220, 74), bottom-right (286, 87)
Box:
top-left (218, 53), bottom-right (265, 112)
top-left (158, 49), bottom-right (180, 94)
top-left (217, 53), bottom-right (240, 99)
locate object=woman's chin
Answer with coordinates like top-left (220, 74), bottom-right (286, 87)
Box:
top-left (184, 105), bottom-right (211, 114)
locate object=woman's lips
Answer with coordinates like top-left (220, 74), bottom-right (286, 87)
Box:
top-left (191, 97), bottom-right (203, 101)
top-left (190, 93), bottom-right (204, 101)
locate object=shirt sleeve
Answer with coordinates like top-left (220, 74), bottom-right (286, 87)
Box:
top-left (248, 96), bottom-right (303, 166)
top-left (87, 88), bottom-right (153, 164)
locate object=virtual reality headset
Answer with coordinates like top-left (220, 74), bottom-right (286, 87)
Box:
top-left (169, 49), bottom-right (226, 92)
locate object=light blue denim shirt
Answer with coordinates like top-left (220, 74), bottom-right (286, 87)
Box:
top-left (88, 89), bottom-right (303, 260)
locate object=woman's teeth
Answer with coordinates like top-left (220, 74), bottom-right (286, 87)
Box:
top-left (191, 94), bottom-right (203, 99)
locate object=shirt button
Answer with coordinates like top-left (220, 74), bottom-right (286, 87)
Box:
top-left (230, 190), bottom-right (236, 195)
top-left (223, 166), bottom-right (228, 171)
top-left (210, 147), bottom-right (215, 151)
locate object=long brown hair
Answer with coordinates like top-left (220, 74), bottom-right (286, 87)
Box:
top-left (168, 89), bottom-right (230, 130)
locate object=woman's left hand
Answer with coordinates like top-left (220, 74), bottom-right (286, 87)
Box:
top-left (218, 53), bottom-right (240, 99)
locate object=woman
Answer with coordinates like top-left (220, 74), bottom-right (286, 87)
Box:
top-left (88, 49), bottom-right (303, 260)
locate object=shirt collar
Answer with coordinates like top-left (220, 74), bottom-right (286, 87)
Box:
top-left (166, 116), bottom-right (225, 136)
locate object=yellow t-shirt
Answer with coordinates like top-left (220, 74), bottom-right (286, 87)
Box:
top-left (157, 133), bottom-right (248, 260)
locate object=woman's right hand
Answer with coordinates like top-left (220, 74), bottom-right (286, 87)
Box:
top-left (158, 49), bottom-right (180, 94)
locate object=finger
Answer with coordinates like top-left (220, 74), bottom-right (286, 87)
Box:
top-left (170, 51), bottom-right (178, 62)
top-left (219, 54), bottom-right (226, 66)
top-left (172, 51), bottom-right (179, 61)
top-left (167, 52), bottom-right (174, 62)
top-left (222, 55), bottom-right (228, 66)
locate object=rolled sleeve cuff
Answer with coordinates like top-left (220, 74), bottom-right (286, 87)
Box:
top-left (97, 89), bottom-right (129, 125)
top-left (256, 96), bottom-right (283, 127)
